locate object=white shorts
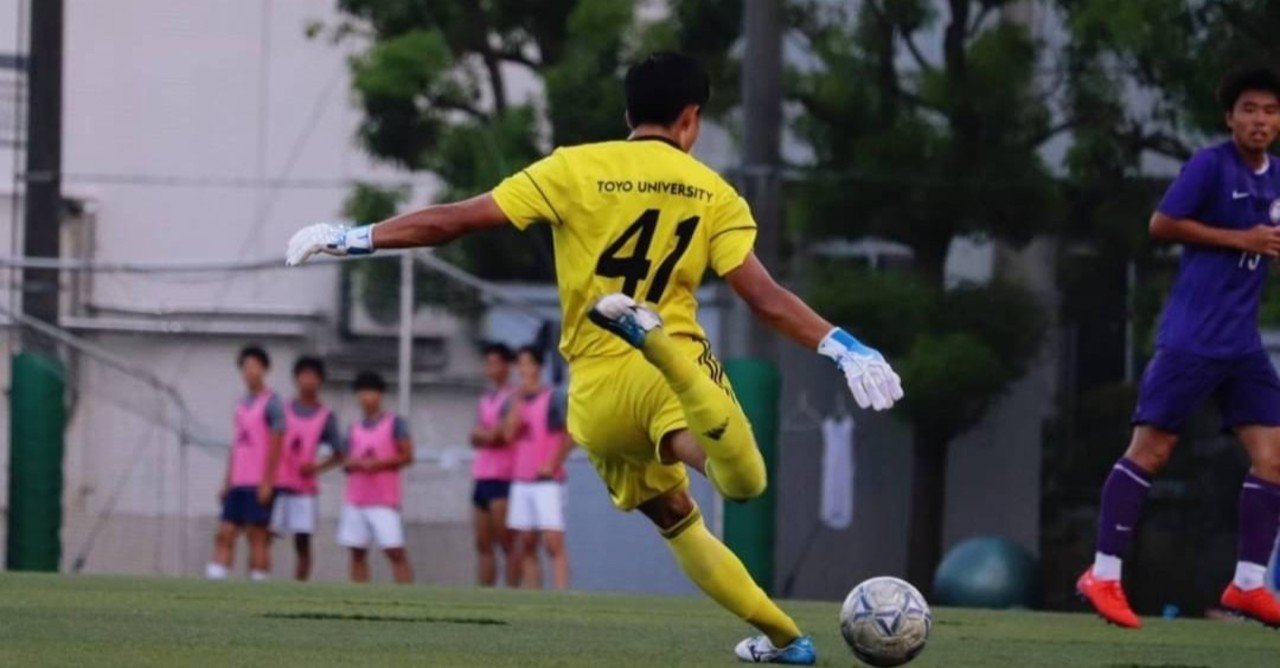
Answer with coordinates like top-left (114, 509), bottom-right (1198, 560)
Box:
top-left (270, 493), bottom-right (317, 536)
top-left (336, 504), bottom-right (405, 549)
top-left (507, 481), bottom-right (566, 532)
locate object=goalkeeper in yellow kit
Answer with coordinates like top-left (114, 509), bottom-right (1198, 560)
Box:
top-left (287, 53), bottom-right (903, 665)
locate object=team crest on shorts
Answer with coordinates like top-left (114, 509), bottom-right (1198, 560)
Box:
top-left (1271, 198), bottom-right (1280, 224)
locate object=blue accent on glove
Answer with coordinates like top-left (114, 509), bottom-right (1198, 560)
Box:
top-left (829, 328), bottom-right (875, 357)
top-left (344, 225), bottom-right (375, 255)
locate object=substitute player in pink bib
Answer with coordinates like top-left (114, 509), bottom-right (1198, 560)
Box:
top-left (207, 345), bottom-right (285, 582)
top-left (503, 346), bottom-right (575, 590)
top-left (271, 356), bottom-right (343, 581)
top-left (338, 371), bottom-right (414, 584)
top-left (471, 343), bottom-right (520, 587)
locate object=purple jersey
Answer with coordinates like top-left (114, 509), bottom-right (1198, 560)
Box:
top-left (1156, 141), bottom-right (1280, 358)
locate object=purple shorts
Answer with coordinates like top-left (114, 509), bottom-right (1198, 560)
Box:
top-left (1133, 348), bottom-right (1280, 434)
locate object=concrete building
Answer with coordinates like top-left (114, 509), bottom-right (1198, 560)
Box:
top-left (0, 0), bottom-right (1123, 600)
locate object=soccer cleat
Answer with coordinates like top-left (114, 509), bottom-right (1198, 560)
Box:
top-left (1076, 568), bottom-right (1141, 629)
top-left (734, 634), bottom-right (816, 665)
top-left (1221, 584), bottom-right (1280, 628)
top-left (587, 294), bottom-right (662, 348)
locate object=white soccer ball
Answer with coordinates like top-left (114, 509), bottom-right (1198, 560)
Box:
top-left (839, 576), bottom-right (932, 667)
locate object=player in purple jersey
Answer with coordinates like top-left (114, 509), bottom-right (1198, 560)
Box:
top-left (1078, 66), bottom-right (1280, 629)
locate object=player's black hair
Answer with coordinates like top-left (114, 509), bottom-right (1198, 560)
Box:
top-left (293, 355), bottom-right (326, 379)
top-left (625, 52), bottom-right (711, 127)
top-left (237, 344), bottom-right (270, 369)
top-left (1218, 64), bottom-right (1280, 111)
top-left (516, 345), bottom-right (545, 367)
top-left (482, 342), bottom-right (516, 362)
top-left (352, 371), bottom-right (388, 392)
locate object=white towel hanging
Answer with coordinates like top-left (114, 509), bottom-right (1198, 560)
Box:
top-left (820, 415), bottom-right (855, 529)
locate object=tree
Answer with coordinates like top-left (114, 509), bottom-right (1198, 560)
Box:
top-left (789, 0), bottom-right (1058, 588)
top-left (319, 0), bottom-right (646, 288)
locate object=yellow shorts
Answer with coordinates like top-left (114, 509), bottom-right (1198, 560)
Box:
top-left (567, 336), bottom-right (732, 511)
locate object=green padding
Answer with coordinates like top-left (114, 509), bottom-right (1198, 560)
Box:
top-left (7, 352), bottom-right (66, 571)
top-left (723, 358), bottom-right (779, 594)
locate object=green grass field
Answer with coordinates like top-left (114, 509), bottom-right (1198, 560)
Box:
top-left (0, 573), bottom-right (1275, 667)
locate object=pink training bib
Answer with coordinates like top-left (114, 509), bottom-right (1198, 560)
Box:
top-left (472, 388), bottom-right (515, 481)
top-left (230, 390), bottom-right (276, 487)
top-left (511, 389), bottom-right (567, 483)
top-left (345, 413), bottom-right (402, 507)
top-left (277, 401), bottom-right (331, 495)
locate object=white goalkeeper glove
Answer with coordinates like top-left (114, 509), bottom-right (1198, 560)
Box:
top-left (285, 222), bottom-right (375, 266)
top-left (817, 327), bottom-right (904, 412)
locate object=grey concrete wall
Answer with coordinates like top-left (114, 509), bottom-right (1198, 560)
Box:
top-left (774, 343), bottom-right (1050, 601)
top-left (61, 454), bottom-right (717, 595)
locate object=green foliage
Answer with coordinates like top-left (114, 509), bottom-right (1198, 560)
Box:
top-left (896, 333), bottom-right (1006, 435)
top-left (792, 1), bottom-right (1055, 450)
top-left (1062, 0), bottom-right (1280, 161)
top-left (340, 183), bottom-right (482, 322)
top-left (805, 265), bottom-right (932, 359)
top-left (791, 3), bottom-right (1062, 295)
top-left (329, 0), bottom-right (658, 283)
top-left (813, 267), bottom-right (1044, 439)
top-left (542, 1), bottom-right (633, 146)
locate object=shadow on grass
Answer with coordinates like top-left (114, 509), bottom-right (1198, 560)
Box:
top-left (1106, 664), bottom-right (1211, 668)
top-left (262, 612), bottom-right (508, 626)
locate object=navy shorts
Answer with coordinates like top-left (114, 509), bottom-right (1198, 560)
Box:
top-left (1132, 348), bottom-right (1280, 434)
top-left (220, 486), bottom-right (276, 526)
top-left (472, 479), bottom-right (512, 510)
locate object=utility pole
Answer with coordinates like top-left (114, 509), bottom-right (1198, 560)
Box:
top-left (22, 0), bottom-right (63, 333)
top-left (723, 0), bottom-right (784, 594)
top-left (8, 0), bottom-right (66, 572)
top-left (740, 0), bottom-right (782, 360)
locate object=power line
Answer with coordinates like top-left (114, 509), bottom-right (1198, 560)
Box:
top-left (45, 172), bottom-right (429, 190)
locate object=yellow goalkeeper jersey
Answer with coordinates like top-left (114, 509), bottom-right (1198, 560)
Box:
top-left (490, 137), bottom-right (757, 362)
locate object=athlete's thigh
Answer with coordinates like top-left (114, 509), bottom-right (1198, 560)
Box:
top-left (568, 352), bottom-right (661, 463)
top-left (1218, 351), bottom-right (1280, 431)
top-left (1133, 348), bottom-right (1227, 434)
top-left (569, 353), bottom-right (689, 510)
top-left (661, 429), bottom-right (707, 474)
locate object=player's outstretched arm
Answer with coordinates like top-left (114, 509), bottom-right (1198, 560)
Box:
top-left (725, 253), bottom-right (904, 411)
top-left (1149, 211), bottom-right (1280, 256)
top-left (285, 193), bottom-right (510, 266)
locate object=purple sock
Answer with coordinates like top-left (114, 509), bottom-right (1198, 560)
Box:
top-left (1237, 474), bottom-right (1280, 566)
top-left (1095, 458), bottom-right (1152, 558)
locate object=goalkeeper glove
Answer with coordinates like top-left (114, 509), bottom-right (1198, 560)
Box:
top-left (285, 223), bottom-right (375, 266)
top-left (817, 328), bottom-right (904, 412)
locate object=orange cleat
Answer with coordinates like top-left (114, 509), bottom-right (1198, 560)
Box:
top-left (1221, 584), bottom-right (1280, 628)
top-left (1077, 568), bottom-right (1142, 629)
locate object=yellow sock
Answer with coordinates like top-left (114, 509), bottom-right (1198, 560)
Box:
top-left (663, 509), bottom-right (802, 647)
top-left (641, 329), bottom-right (766, 500)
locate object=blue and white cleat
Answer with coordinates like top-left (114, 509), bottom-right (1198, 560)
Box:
top-left (734, 634), bottom-right (817, 665)
top-left (587, 294), bottom-right (662, 348)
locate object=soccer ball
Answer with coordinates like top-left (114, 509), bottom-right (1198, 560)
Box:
top-left (839, 576), bottom-right (932, 667)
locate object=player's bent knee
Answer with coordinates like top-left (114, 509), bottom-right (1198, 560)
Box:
top-left (638, 489), bottom-right (697, 533)
top-left (1125, 428), bottom-right (1177, 471)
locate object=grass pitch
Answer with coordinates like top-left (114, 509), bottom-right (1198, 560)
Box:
top-left (0, 573), bottom-right (1275, 667)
